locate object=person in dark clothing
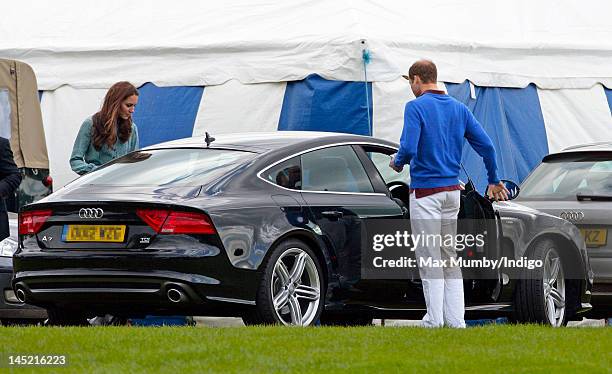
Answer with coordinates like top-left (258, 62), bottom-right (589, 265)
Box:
top-left (0, 137), bottom-right (22, 241)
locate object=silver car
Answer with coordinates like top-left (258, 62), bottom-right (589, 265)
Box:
top-left (515, 142), bottom-right (612, 317)
top-left (0, 213), bottom-right (47, 325)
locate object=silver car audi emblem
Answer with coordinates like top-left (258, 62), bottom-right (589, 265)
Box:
top-left (559, 211), bottom-right (584, 222)
top-left (79, 208), bottom-right (104, 219)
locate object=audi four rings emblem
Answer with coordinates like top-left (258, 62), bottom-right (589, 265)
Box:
top-left (559, 211), bottom-right (584, 221)
top-left (79, 208), bottom-right (104, 219)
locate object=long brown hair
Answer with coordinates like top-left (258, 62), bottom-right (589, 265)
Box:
top-left (92, 81), bottom-right (139, 150)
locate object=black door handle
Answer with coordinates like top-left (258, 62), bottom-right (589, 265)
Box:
top-left (322, 210), bottom-right (344, 219)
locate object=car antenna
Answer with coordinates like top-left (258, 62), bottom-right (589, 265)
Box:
top-left (205, 132), bottom-right (215, 148)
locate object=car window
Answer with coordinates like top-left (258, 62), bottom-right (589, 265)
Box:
top-left (265, 157), bottom-right (302, 190)
top-left (301, 145), bottom-right (374, 193)
top-left (520, 159), bottom-right (612, 200)
top-left (366, 151), bottom-right (411, 185)
top-left (70, 149), bottom-right (256, 187)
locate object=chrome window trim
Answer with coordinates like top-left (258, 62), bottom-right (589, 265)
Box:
top-left (300, 189), bottom-right (386, 197)
top-left (256, 141), bottom-right (398, 196)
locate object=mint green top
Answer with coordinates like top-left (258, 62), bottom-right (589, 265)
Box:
top-left (70, 116), bottom-right (139, 175)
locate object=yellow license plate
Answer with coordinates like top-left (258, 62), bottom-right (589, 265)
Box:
top-left (580, 228), bottom-right (608, 248)
top-left (64, 225), bottom-right (126, 242)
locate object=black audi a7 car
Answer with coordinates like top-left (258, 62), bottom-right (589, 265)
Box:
top-left (13, 132), bottom-right (592, 326)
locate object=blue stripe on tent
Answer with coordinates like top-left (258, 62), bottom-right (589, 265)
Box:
top-left (445, 81), bottom-right (549, 192)
top-left (278, 74), bottom-right (372, 135)
top-left (131, 83), bottom-right (204, 148)
top-left (605, 88), bottom-right (612, 115)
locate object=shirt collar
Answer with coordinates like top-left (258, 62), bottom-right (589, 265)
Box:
top-left (423, 89), bottom-right (446, 95)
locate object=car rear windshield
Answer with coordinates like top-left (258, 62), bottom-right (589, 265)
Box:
top-left (519, 159), bottom-right (612, 200)
top-left (72, 148), bottom-right (255, 187)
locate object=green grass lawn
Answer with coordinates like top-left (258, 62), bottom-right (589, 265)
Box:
top-left (0, 325), bottom-right (610, 373)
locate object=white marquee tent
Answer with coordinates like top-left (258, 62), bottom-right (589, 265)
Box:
top-left (1, 0), bottom-right (611, 188)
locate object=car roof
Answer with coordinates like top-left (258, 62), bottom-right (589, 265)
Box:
top-left (143, 131), bottom-right (398, 153)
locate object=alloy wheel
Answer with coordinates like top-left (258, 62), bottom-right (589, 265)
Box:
top-left (270, 248), bottom-right (321, 326)
top-left (543, 248), bottom-right (565, 327)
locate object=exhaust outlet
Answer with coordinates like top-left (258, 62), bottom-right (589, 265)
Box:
top-left (167, 288), bottom-right (186, 303)
top-left (15, 288), bottom-right (26, 303)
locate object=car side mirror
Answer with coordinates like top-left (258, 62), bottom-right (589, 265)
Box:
top-left (485, 179), bottom-right (520, 201)
top-left (502, 180), bottom-right (520, 200)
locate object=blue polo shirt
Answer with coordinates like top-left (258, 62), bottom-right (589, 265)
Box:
top-left (394, 90), bottom-right (499, 189)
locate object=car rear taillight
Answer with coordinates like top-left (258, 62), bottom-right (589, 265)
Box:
top-left (136, 209), bottom-right (215, 235)
top-left (19, 209), bottom-right (52, 235)
top-left (161, 211), bottom-right (216, 234)
top-left (135, 209), bottom-right (169, 233)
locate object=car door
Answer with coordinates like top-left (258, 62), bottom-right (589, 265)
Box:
top-left (354, 144), bottom-right (429, 307)
top-left (298, 144), bottom-right (404, 305)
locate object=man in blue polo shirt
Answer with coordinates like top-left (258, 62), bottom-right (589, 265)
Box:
top-left (390, 60), bottom-right (508, 328)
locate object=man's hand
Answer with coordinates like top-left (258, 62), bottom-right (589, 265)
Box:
top-left (389, 156), bottom-right (403, 172)
top-left (487, 181), bottom-right (510, 202)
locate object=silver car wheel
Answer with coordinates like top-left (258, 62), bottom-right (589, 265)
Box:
top-left (271, 248), bottom-right (321, 326)
top-left (543, 248), bottom-right (565, 327)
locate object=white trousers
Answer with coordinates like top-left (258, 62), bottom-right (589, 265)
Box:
top-left (410, 190), bottom-right (465, 328)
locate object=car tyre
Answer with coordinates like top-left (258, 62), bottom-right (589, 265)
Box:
top-left (514, 239), bottom-right (568, 327)
top-left (241, 310), bottom-right (264, 326)
top-left (46, 308), bottom-right (90, 326)
top-left (253, 239), bottom-right (324, 326)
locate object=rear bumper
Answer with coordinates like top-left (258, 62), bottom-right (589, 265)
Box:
top-left (13, 269), bottom-right (260, 316)
top-left (586, 281), bottom-right (612, 317)
top-left (590, 256), bottom-right (612, 285)
top-left (12, 247), bottom-right (262, 316)
top-left (585, 254), bottom-right (612, 315)
top-left (0, 268), bottom-right (47, 320)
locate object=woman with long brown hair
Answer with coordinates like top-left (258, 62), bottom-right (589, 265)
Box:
top-left (70, 81), bottom-right (140, 175)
